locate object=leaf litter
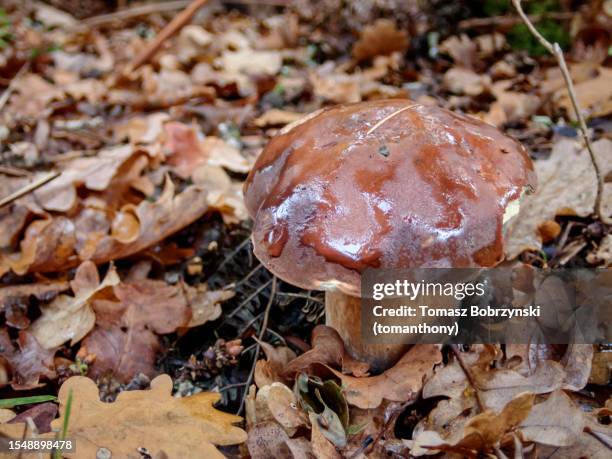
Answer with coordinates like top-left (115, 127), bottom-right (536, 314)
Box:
top-left (0, 0), bottom-right (610, 458)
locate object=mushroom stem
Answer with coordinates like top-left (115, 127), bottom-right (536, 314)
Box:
top-left (325, 290), bottom-right (409, 372)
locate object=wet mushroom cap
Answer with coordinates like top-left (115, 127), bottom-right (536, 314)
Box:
top-left (244, 100), bottom-right (536, 296)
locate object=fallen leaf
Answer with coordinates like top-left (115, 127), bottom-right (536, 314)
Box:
top-left (519, 390), bottom-right (584, 447)
top-left (310, 412), bottom-right (342, 459)
top-left (254, 382), bottom-right (308, 435)
top-left (408, 392), bottom-right (534, 456)
top-left (555, 67), bottom-right (612, 120)
top-left (484, 80), bottom-right (541, 127)
top-left (352, 19), bottom-right (409, 61)
top-left (329, 344), bottom-right (441, 409)
top-left (29, 261), bottom-right (119, 349)
top-left (0, 374), bottom-right (246, 458)
top-left (310, 59), bottom-right (404, 104)
top-left (589, 348), bottom-right (612, 384)
top-left (254, 109), bottom-right (305, 128)
top-left (8, 402), bottom-right (57, 434)
top-left (247, 421), bottom-right (298, 459)
top-left (1, 177), bottom-right (210, 275)
top-left (0, 330), bottom-right (56, 389)
top-left (33, 145), bottom-right (135, 212)
top-left (220, 49), bottom-right (282, 75)
top-left (505, 138), bottom-right (612, 259)
top-left (33, 3), bottom-right (77, 28)
top-left (202, 136), bottom-right (252, 173)
top-left (587, 234), bottom-right (612, 266)
top-left (283, 325), bottom-right (369, 378)
top-left (255, 341), bottom-right (297, 388)
top-left (0, 280), bottom-right (70, 308)
top-left (440, 34), bottom-right (477, 69)
top-left (163, 121), bottom-right (207, 178)
top-left (82, 279), bottom-right (228, 382)
top-left (443, 67), bottom-right (491, 96)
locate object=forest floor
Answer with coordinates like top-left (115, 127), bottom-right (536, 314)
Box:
top-left (0, 1), bottom-right (611, 458)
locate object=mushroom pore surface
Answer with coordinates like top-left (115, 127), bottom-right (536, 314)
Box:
top-left (244, 100), bottom-right (536, 296)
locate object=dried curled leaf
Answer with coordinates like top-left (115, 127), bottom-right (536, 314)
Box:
top-left (0, 330), bottom-right (56, 390)
top-left (283, 325), bottom-right (369, 378)
top-left (0, 177), bottom-right (210, 275)
top-left (33, 145), bottom-right (135, 212)
top-left (329, 344), bottom-right (441, 409)
top-left (352, 19), bottom-right (409, 61)
top-left (29, 261), bottom-right (119, 349)
top-left (409, 392), bottom-right (534, 456)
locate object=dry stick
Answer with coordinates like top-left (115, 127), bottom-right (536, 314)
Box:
top-left (352, 400), bottom-right (413, 459)
top-left (512, 0), bottom-right (611, 225)
top-left (584, 426), bottom-right (612, 450)
top-left (84, 0), bottom-right (192, 27)
top-left (83, 0), bottom-right (290, 27)
top-left (458, 11), bottom-right (574, 29)
top-left (130, 0), bottom-right (210, 71)
top-left (0, 165), bottom-right (30, 177)
top-left (451, 345), bottom-right (485, 412)
top-left (0, 171), bottom-right (60, 209)
top-left (236, 276), bottom-right (277, 415)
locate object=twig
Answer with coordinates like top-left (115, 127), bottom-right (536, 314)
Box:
top-left (353, 400), bottom-right (413, 458)
top-left (218, 381), bottom-right (249, 392)
top-left (584, 426), bottom-right (612, 450)
top-left (0, 62), bottom-right (29, 113)
top-left (236, 276), bottom-right (277, 415)
top-left (0, 165), bottom-right (30, 177)
top-left (451, 345), bottom-right (485, 412)
top-left (512, 0), bottom-right (611, 225)
top-left (130, 0), bottom-right (209, 70)
top-left (0, 171), bottom-right (60, 209)
top-left (84, 0), bottom-right (192, 27)
top-left (83, 0), bottom-right (290, 27)
top-left (458, 12), bottom-right (574, 30)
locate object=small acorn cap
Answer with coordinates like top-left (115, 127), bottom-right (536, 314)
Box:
top-left (244, 99), bottom-right (536, 297)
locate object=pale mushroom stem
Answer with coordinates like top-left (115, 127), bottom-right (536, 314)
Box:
top-left (325, 290), bottom-right (409, 372)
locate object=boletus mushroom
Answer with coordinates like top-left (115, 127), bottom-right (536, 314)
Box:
top-left (244, 99), bottom-right (536, 371)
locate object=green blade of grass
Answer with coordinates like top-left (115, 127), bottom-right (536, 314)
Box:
top-left (0, 395), bottom-right (57, 409)
top-left (53, 389), bottom-right (73, 459)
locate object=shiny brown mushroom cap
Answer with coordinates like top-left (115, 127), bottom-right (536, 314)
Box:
top-left (244, 100), bottom-right (536, 296)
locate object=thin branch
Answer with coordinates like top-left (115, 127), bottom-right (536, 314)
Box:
top-left (0, 171), bottom-right (60, 209)
top-left (451, 345), bottom-right (485, 412)
top-left (459, 12), bottom-right (574, 30)
top-left (236, 276), bottom-right (277, 415)
top-left (129, 0), bottom-right (209, 70)
top-left (584, 426), bottom-right (612, 450)
top-left (512, 0), bottom-right (611, 225)
top-left (83, 0), bottom-right (291, 28)
top-left (84, 0), bottom-right (191, 27)
top-left (0, 166), bottom-right (30, 177)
